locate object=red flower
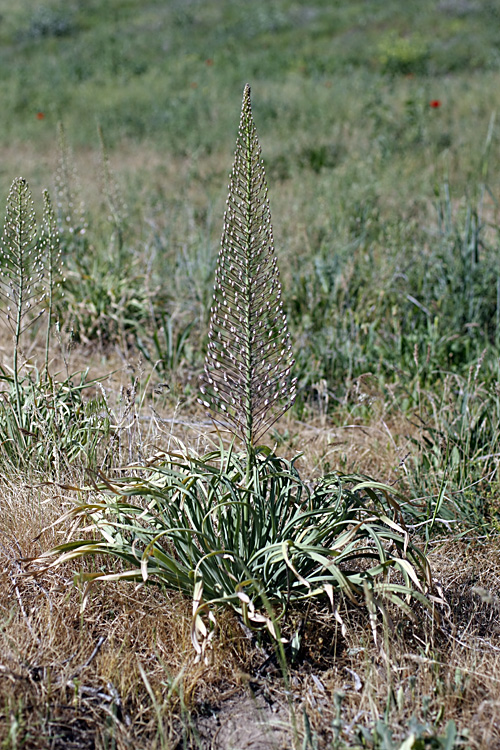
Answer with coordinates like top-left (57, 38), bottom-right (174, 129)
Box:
top-left (205, 58), bottom-right (214, 66)
top-left (429, 100), bottom-right (441, 108)
top-left (36, 112), bottom-right (45, 120)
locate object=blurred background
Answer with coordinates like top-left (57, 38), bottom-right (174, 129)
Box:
top-left (2, 0), bottom-right (500, 190)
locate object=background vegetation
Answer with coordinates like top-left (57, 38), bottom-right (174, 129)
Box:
top-left (1, 0), bottom-right (500, 748)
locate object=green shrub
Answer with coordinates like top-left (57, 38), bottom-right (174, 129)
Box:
top-left (378, 31), bottom-right (430, 76)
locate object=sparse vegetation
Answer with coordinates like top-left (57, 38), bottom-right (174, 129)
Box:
top-left (1, 1), bottom-right (500, 748)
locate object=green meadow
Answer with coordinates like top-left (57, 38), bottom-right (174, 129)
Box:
top-left (0, 1), bottom-right (500, 748)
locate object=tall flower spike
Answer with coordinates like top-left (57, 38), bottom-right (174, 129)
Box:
top-left (54, 122), bottom-right (88, 242)
top-left (41, 189), bottom-right (64, 376)
top-left (0, 177), bottom-right (46, 425)
top-left (0, 177), bottom-right (45, 339)
top-left (201, 84), bottom-right (296, 451)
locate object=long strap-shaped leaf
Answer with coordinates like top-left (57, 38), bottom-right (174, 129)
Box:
top-left (201, 84), bottom-right (296, 450)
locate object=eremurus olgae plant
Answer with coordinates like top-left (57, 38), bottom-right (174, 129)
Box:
top-left (26, 85), bottom-right (435, 665)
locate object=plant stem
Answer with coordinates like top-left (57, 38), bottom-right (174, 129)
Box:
top-left (12, 182), bottom-right (25, 429)
top-left (244, 95), bottom-right (254, 504)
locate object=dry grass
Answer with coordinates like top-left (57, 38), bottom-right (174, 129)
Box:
top-left (0, 483), bottom-right (247, 749)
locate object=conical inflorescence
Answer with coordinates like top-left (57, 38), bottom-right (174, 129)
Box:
top-left (0, 177), bottom-right (46, 425)
top-left (0, 177), bottom-right (45, 340)
top-left (201, 84), bottom-right (296, 450)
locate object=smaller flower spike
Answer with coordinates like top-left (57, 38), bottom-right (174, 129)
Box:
top-left (0, 177), bottom-right (45, 339)
top-left (201, 84), bottom-right (296, 450)
top-left (0, 177), bottom-right (46, 425)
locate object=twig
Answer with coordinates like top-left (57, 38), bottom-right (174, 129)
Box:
top-left (68, 635), bottom-right (107, 680)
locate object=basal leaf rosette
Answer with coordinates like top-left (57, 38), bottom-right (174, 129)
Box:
top-left (27, 448), bottom-right (434, 661)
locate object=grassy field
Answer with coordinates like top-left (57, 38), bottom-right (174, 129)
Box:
top-left (1, 1), bottom-right (500, 748)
